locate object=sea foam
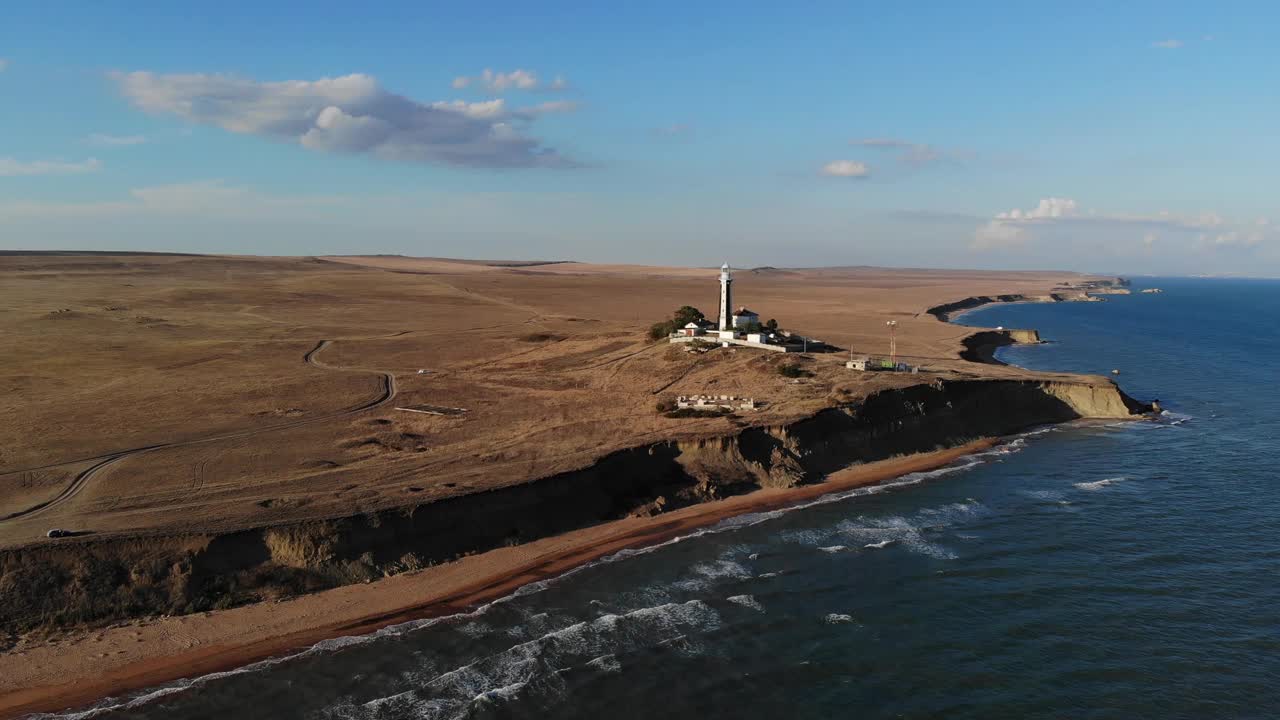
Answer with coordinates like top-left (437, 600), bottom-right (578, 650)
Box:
top-left (1074, 476), bottom-right (1128, 491)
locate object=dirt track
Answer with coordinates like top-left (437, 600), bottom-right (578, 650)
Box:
top-left (0, 338), bottom-right (396, 526)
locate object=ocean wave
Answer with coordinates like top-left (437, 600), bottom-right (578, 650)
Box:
top-left (39, 430), bottom-right (1052, 717)
top-left (672, 559), bottom-right (754, 592)
top-left (838, 516), bottom-right (958, 560)
top-left (1074, 476), bottom-right (1128, 491)
top-left (825, 613), bottom-right (855, 624)
top-left (1018, 489), bottom-right (1065, 502)
top-left (339, 600), bottom-right (722, 719)
top-left (727, 594), bottom-right (765, 612)
top-left (818, 545), bottom-right (847, 553)
top-left (585, 653), bottom-right (622, 673)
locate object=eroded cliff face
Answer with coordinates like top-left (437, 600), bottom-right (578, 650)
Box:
top-left (0, 378), bottom-right (1148, 638)
top-left (959, 330), bottom-right (1044, 364)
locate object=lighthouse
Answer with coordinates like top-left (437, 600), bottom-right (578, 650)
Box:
top-left (718, 262), bottom-right (733, 331)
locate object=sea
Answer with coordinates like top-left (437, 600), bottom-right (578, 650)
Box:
top-left (42, 277), bottom-right (1280, 720)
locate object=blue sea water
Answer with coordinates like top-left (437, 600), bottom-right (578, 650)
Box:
top-left (44, 278), bottom-right (1280, 720)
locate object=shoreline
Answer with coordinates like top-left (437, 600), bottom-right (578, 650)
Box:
top-left (0, 439), bottom-right (996, 719)
top-left (0, 271), bottom-right (1141, 718)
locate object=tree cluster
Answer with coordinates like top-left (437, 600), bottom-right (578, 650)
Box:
top-left (649, 305), bottom-right (706, 340)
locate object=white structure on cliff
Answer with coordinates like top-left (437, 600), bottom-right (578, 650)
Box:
top-left (732, 307), bottom-right (759, 330)
top-left (676, 394), bottom-right (758, 411)
top-left (717, 262), bottom-right (733, 331)
top-left (667, 264), bottom-right (800, 353)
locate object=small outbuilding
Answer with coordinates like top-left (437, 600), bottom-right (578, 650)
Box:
top-left (846, 356), bottom-right (870, 371)
top-left (680, 322), bottom-right (705, 337)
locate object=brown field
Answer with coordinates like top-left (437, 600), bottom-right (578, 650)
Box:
top-left (0, 253), bottom-right (1093, 549)
top-left (0, 252), bottom-right (1132, 716)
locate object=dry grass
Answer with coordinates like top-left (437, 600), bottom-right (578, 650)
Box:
top-left (0, 252), bottom-right (1096, 549)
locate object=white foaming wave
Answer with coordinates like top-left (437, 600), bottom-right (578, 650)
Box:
top-left (825, 613), bottom-right (855, 624)
top-left (727, 594), bottom-right (765, 612)
top-left (845, 517), bottom-right (957, 560)
top-left (1016, 488), bottom-right (1078, 511)
top-left (585, 653), bottom-right (622, 673)
top-left (672, 559), bottom-right (753, 592)
top-left (473, 681), bottom-right (529, 705)
top-left (1021, 425), bottom-right (1058, 437)
top-left (44, 434), bottom-right (1052, 717)
top-left (918, 499), bottom-right (986, 522)
top-left (1074, 476), bottom-right (1128, 491)
top-left (346, 600), bottom-right (722, 720)
top-left (775, 497), bottom-right (986, 562)
top-left (35, 606), bottom-right (482, 720)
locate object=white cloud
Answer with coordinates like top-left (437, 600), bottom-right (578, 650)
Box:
top-left (1151, 39), bottom-right (1183, 49)
top-left (821, 160), bottom-right (870, 178)
top-left (112, 71), bottom-right (576, 169)
top-left (973, 197), bottom-right (1276, 254)
top-left (428, 99), bottom-right (509, 119)
top-left (88, 133), bottom-right (147, 146)
top-left (0, 157), bottom-right (101, 177)
top-left (850, 137), bottom-right (956, 168)
top-left (995, 197), bottom-right (1078, 221)
top-left (451, 69), bottom-right (567, 93)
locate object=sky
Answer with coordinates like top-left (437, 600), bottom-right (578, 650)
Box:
top-left (2, 1), bottom-right (1278, 275)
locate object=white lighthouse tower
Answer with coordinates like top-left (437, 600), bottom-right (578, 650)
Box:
top-left (717, 262), bottom-right (733, 331)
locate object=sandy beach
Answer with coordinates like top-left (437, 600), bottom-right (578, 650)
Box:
top-left (0, 440), bottom-right (993, 718)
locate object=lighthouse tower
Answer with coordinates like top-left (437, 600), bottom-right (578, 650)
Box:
top-left (718, 262), bottom-right (733, 331)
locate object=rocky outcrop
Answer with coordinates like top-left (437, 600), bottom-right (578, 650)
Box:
top-left (959, 329), bottom-right (1042, 364)
top-left (0, 378), bottom-right (1148, 637)
top-left (925, 280), bottom-right (1132, 322)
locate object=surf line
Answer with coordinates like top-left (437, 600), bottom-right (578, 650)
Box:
top-left (1, 439), bottom-right (1005, 719)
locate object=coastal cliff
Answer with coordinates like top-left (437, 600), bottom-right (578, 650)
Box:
top-left (0, 377), bottom-right (1147, 639)
top-left (926, 277), bottom-right (1127, 323)
top-left (960, 329), bottom-right (1041, 364)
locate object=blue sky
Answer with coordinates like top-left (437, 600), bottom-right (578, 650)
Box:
top-left (2, 1), bottom-right (1277, 275)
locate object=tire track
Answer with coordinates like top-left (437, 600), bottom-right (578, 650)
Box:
top-left (0, 340), bottom-right (396, 525)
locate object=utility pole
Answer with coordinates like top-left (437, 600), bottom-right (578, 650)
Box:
top-left (886, 320), bottom-right (898, 367)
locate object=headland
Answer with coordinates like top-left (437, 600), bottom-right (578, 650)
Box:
top-left (0, 254), bottom-right (1146, 717)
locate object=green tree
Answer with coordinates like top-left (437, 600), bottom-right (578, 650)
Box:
top-left (649, 320), bottom-right (677, 340)
top-left (765, 318), bottom-right (779, 332)
top-left (673, 305), bottom-right (705, 326)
